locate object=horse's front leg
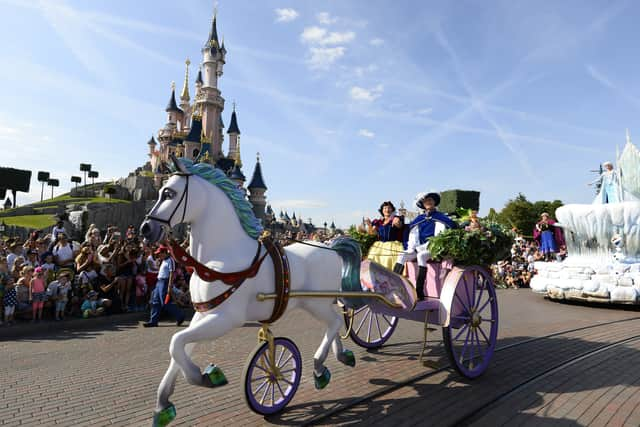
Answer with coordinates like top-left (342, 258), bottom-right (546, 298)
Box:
top-left (169, 311), bottom-right (235, 387)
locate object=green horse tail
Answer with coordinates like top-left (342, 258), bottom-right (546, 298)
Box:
top-left (330, 237), bottom-right (366, 309)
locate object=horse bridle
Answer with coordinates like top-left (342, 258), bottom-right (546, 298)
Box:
top-left (145, 172), bottom-right (192, 228)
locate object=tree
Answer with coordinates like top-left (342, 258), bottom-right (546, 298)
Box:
top-left (497, 193), bottom-right (537, 237)
top-left (497, 193), bottom-right (564, 238)
top-left (37, 171), bottom-right (50, 202)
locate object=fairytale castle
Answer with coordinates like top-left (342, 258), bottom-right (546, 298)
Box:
top-left (145, 11), bottom-right (268, 221)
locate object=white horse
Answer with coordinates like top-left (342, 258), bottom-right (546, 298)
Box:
top-left (140, 157), bottom-right (359, 426)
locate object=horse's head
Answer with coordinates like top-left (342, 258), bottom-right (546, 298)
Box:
top-left (140, 155), bottom-right (199, 243)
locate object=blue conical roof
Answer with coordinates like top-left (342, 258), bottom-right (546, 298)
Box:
top-left (248, 157), bottom-right (267, 190)
top-left (227, 110), bottom-right (240, 134)
top-left (166, 88), bottom-right (180, 112)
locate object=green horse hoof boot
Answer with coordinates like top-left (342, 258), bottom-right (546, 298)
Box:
top-left (314, 367), bottom-right (331, 390)
top-left (203, 364), bottom-right (228, 388)
top-left (339, 349), bottom-right (356, 367)
top-left (153, 403), bottom-right (176, 427)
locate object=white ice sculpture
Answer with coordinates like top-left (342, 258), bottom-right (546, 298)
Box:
top-left (530, 134), bottom-right (640, 304)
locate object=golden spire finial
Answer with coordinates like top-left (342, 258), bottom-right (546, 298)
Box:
top-left (257, 152), bottom-right (261, 162)
top-left (181, 58), bottom-right (191, 100)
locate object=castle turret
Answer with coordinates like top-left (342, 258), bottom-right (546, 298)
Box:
top-left (183, 114), bottom-right (203, 161)
top-left (165, 81), bottom-right (182, 127)
top-left (197, 9), bottom-right (226, 158)
top-left (227, 105), bottom-right (241, 159)
top-left (248, 153), bottom-right (267, 222)
top-left (147, 135), bottom-right (157, 157)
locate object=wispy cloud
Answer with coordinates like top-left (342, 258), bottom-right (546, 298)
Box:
top-left (300, 26), bottom-right (355, 45)
top-left (307, 47), bottom-right (346, 70)
top-left (275, 8), bottom-right (299, 23)
top-left (586, 64), bottom-right (615, 89)
top-left (317, 12), bottom-right (337, 25)
top-left (369, 38), bottom-right (384, 46)
top-left (416, 108), bottom-right (433, 115)
top-left (349, 84), bottom-right (383, 102)
top-left (358, 129), bottom-right (375, 138)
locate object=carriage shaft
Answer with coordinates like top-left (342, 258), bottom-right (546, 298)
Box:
top-left (256, 291), bottom-right (402, 309)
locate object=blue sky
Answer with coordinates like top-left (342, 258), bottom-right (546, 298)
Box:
top-left (0, 0), bottom-right (638, 227)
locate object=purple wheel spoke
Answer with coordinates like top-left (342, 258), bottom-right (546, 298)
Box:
top-left (478, 324), bottom-right (491, 345)
top-left (260, 383), bottom-right (271, 405)
top-left (279, 353), bottom-right (293, 369)
top-left (254, 363), bottom-right (269, 374)
top-left (477, 296), bottom-right (492, 314)
top-left (354, 308), bottom-right (370, 335)
top-left (367, 310), bottom-right (373, 342)
top-left (462, 275), bottom-right (473, 308)
top-left (279, 367), bottom-right (297, 374)
top-left (275, 380), bottom-right (286, 399)
top-left (468, 330), bottom-right (475, 367)
top-left (475, 330), bottom-right (485, 359)
top-left (254, 378), bottom-right (269, 395)
top-left (281, 377), bottom-right (294, 386)
top-left (459, 326), bottom-right (472, 362)
top-left (251, 375), bottom-right (269, 383)
top-left (382, 315), bottom-right (393, 327)
top-left (453, 323), bottom-right (470, 341)
top-left (276, 347), bottom-right (286, 367)
top-left (271, 382), bottom-right (276, 406)
top-left (452, 315), bottom-right (470, 321)
top-left (454, 291), bottom-right (470, 314)
top-left (375, 314), bottom-right (383, 340)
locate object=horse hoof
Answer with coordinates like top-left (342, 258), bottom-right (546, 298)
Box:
top-left (203, 364), bottom-right (228, 388)
top-left (314, 367), bottom-right (331, 390)
top-left (339, 349), bottom-right (356, 367)
top-left (152, 403), bottom-right (176, 427)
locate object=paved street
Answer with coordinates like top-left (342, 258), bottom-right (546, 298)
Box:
top-left (2, 290), bottom-right (640, 426)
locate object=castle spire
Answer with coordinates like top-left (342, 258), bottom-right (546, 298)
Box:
top-left (166, 81), bottom-right (180, 112)
top-left (205, 7), bottom-right (219, 49)
top-left (181, 59), bottom-right (191, 101)
top-left (227, 106), bottom-right (241, 134)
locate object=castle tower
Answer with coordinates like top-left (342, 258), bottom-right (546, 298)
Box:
top-left (227, 105), bottom-right (241, 159)
top-left (179, 59), bottom-right (192, 131)
top-left (182, 114), bottom-right (203, 161)
top-left (248, 153), bottom-right (267, 222)
top-left (196, 10), bottom-right (226, 160)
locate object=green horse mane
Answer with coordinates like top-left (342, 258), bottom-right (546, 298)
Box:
top-left (172, 158), bottom-right (263, 240)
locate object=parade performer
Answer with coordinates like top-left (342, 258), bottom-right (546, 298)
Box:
top-left (533, 213), bottom-right (565, 262)
top-left (365, 201), bottom-right (407, 270)
top-left (393, 192), bottom-right (457, 299)
top-left (590, 161), bottom-right (621, 204)
top-left (143, 245), bottom-right (185, 327)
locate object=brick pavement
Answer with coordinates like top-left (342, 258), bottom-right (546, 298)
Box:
top-left (1, 290), bottom-right (639, 426)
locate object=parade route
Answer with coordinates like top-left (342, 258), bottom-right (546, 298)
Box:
top-left (2, 290), bottom-right (640, 426)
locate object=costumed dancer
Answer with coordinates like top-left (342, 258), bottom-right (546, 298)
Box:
top-left (533, 213), bottom-right (565, 262)
top-left (364, 201), bottom-right (407, 271)
top-left (143, 245), bottom-right (185, 327)
top-left (393, 192), bottom-right (457, 299)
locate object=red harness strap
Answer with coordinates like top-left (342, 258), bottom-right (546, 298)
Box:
top-left (168, 239), bottom-right (267, 285)
top-left (168, 238), bottom-right (290, 320)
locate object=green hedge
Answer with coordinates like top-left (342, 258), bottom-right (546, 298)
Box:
top-left (440, 189), bottom-right (480, 215)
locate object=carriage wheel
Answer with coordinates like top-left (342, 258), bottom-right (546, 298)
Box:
top-left (443, 266), bottom-right (498, 378)
top-left (345, 305), bottom-right (398, 349)
top-left (243, 337), bottom-right (302, 415)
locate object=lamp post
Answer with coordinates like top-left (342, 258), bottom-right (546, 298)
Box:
top-left (80, 163), bottom-right (92, 196)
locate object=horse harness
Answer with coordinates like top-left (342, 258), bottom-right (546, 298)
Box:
top-left (167, 236), bottom-right (291, 324)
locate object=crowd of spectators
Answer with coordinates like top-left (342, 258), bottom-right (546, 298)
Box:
top-left (0, 220), bottom-right (192, 326)
top-left (491, 233), bottom-right (567, 289)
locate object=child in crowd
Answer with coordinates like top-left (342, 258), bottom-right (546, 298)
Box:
top-left (29, 267), bottom-right (47, 322)
top-left (40, 253), bottom-right (56, 284)
top-left (16, 266), bottom-right (33, 315)
top-left (47, 271), bottom-right (72, 320)
top-left (3, 277), bottom-right (17, 325)
top-left (81, 290), bottom-right (105, 318)
top-left (134, 273), bottom-right (147, 312)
